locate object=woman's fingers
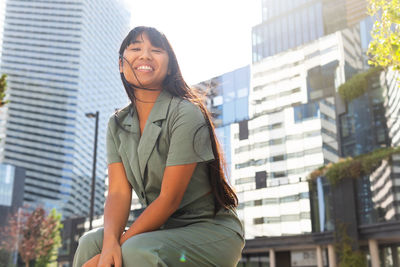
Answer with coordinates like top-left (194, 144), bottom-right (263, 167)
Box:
top-left (113, 250), bottom-right (122, 267)
top-left (82, 254), bottom-right (101, 267)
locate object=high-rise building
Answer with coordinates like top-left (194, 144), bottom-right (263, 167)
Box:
top-left (384, 69), bottom-right (400, 147)
top-left (234, 31), bottom-right (356, 239)
top-left (239, 0), bottom-right (379, 264)
top-left (339, 69), bottom-right (390, 157)
top-left (253, 0), bottom-right (368, 62)
top-left (0, 163), bottom-right (25, 227)
top-left (0, 0), bottom-right (7, 149)
top-left (0, 0), bottom-right (130, 218)
top-left (0, 0), bottom-right (6, 62)
top-left (193, 65), bottom-right (250, 179)
top-left (194, 65), bottom-right (250, 128)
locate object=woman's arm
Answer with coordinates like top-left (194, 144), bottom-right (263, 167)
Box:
top-left (119, 162), bottom-right (197, 244)
top-left (104, 162), bottom-right (132, 244)
top-left (91, 162), bottom-right (132, 267)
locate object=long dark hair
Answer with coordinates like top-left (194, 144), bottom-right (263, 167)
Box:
top-left (118, 26), bottom-right (238, 213)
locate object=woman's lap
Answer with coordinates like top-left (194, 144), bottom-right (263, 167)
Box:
top-left (73, 222), bottom-right (243, 267)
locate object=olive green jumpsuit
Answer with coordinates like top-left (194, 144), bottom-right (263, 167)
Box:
top-left (73, 89), bottom-right (244, 266)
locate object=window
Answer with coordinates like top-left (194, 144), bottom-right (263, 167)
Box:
top-left (269, 138), bottom-right (284, 145)
top-left (255, 171), bottom-right (267, 189)
top-left (294, 102), bottom-right (320, 123)
top-left (272, 172), bottom-right (285, 178)
top-left (272, 155), bottom-right (285, 162)
top-left (239, 120), bottom-right (249, 140)
top-left (253, 217), bottom-right (264, 224)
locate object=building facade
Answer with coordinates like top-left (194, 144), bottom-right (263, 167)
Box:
top-left (0, 0), bottom-right (130, 218)
top-left (253, 0), bottom-right (368, 62)
top-left (193, 65), bottom-right (250, 180)
top-left (233, 30), bottom-right (364, 239)
top-left (238, 4), bottom-right (385, 264)
top-left (0, 162), bottom-right (25, 227)
top-left (384, 69), bottom-right (400, 147)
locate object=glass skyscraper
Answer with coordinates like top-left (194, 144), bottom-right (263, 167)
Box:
top-left (0, 0), bottom-right (130, 218)
top-left (253, 0), bottom-right (367, 62)
top-left (0, 163), bottom-right (25, 227)
top-left (193, 65), bottom-right (250, 181)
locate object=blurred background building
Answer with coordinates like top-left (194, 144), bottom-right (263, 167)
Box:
top-left (252, 0), bottom-right (368, 63)
top-left (193, 65), bottom-right (250, 179)
top-left (0, 0), bottom-right (130, 219)
top-left (194, 0), bottom-right (400, 266)
top-left (0, 162), bottom-right (25, 227)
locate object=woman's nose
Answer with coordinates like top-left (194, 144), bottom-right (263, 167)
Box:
top-left (139, 48), bottom-right (152, 60)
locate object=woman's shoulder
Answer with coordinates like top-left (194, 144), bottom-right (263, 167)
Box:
top-left (107, 103), bottom-right (132, 130)
top-left (169, 96), bottom-right (204, 121)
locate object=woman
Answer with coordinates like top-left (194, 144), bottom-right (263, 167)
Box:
top-left (73, 26), bottom-right (244, 267)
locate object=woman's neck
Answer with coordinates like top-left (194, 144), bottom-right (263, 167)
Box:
top-left (134, 89), bottom-right (162, 134)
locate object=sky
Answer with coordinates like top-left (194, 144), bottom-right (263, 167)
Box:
top-left (120, 0), bottom-right (261, 85)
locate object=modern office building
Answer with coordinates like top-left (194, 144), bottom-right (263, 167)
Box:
top-left (194, 65), bottom-right (250, 128)
top-left (384, 69), bottom-right (400, 147)
top-left (0, 0), bottom-right (6, 62)
top-left (0, 0), bottom-right (130, 218)
top-left (339, 69), bottom-right (390, 157)
top-left (253, 0), bottom-right (368, 62)
top-left (308, 152), bottom-right (400, 267)
top-left (0, 163), bottom-right (25, 227)
top-left (193, 65), bottom-right (250, 180)
top-left (0, 0), bottom-right (7, 150)
top-left (234, 29), bottom-right (363, 239)
top-left (235, 19), bottom-right (388, 265)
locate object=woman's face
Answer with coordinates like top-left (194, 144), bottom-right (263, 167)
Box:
top-left (120, 32), bottom-right (170, 90)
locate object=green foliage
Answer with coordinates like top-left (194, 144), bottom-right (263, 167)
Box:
top-left (338, 67), bottom-right (383, 102)
top-left (367, 0), bottom-right (400, 70)
top-left (0, 74), bottom-right (8, 107)
top-left (34, 209), bottom-right (63, 267)
top-left (0, 207), bottom-right (63, 267)
top-left (309, 147), bottom-right (400, 185)
top-left (335, 223), bottom-right (367, 267)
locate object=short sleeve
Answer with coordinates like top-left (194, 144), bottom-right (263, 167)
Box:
top-left (166, 102), bottom-right (215, 166)
top-left (106, 116), bottom-right (122, 164)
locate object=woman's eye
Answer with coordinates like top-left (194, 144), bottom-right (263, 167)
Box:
top-left (152, 49), bottom-right (162, 53)
top-left (131, 47), bottom-right (140, 51)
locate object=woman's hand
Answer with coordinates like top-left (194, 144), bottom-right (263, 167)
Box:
top-left (82, 254), bottom-right (100, 267)
top-left (97, 239), bottom-right (122, 267)
top-left (119, 232), bottom-right (127, 245)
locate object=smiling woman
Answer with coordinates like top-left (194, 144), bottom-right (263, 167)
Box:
top-left (119, 33), bottom-right (169, 91)
top-left (72, 26), bottom-right (244, 267)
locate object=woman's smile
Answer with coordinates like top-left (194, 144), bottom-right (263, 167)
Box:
top-left (120, 32), bottom-right (169, 90)
top-left (136, 65), bottom-right (154, 72)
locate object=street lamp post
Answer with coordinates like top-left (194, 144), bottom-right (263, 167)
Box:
top-left (85, 111), bottom-right (99, 230)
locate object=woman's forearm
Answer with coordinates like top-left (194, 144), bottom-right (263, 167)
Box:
top-left (120, 195), bottom-right (178, 244)
top-left (103, 192), bottom-right (131, 247)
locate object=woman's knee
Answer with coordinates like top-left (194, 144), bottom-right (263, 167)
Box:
top-left (121, 235), bottom-right (165, 266)
top-left (77, 227), bottom-right (104, 251)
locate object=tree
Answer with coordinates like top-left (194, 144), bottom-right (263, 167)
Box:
top-left (0, 74), bottom-right (8, 107)
top-left (34, 209), bottom-right (63, 267)
top-left (20, 208), bottom-right (45, 267)
top-left (0, 207), bottom-right (63, 267)
top-left (0, 208), bottom-right (29, 267)
top-left (367, 0), bottom-right (400, 70)
top-left (335, 223), bottom-right (367, 267)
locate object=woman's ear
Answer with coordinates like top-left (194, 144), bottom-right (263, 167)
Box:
top-left (119, 57), bottom-right (123, 73)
